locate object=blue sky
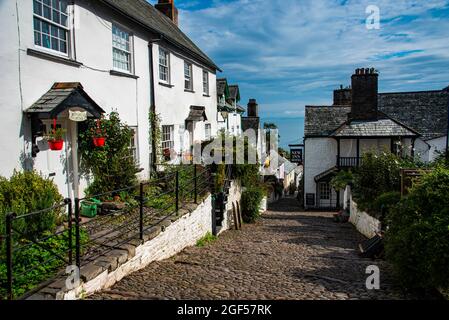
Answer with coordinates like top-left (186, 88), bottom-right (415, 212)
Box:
top-left (148, 0), bottom-right (449, 120)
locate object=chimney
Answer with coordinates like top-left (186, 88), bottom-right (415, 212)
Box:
top-left (333, 85), bottom-right (352, 106)
top-left (247, 99), bottom-right (259, 117)
top-left (155, 0), bottom-right (179, 26)
top-left (349, 68), bottom-right (379, 121)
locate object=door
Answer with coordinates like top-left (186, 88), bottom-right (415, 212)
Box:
top-left (318, 181), bottom-right (333, 208)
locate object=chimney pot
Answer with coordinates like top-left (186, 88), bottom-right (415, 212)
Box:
top-left (350, 67), bottom-right (379, 121)
top-left (155, 0), bottom-right (179, 26)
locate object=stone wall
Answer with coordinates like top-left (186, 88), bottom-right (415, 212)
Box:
top-left (32, 195), bottom-right (213, 300)
top-left (31, 180), bottom-right (251, 300)
top-left (348, 197), bottom-right (381, 239)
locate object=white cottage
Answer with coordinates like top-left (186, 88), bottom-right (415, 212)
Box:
top-left (0, 0), bottom-right (219, 199)
top-left (304, 68), bottom-right (448, 209)
top-left (216, 78), bottom-right (245, 137)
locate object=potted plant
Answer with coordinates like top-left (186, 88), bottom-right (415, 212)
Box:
top-left (45, 127), bottom-right (66, 151)
top-left (92, 119), bottom-right (106, 147)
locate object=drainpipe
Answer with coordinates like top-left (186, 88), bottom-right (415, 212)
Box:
top-left (148, 38), bottom-right (161, 173)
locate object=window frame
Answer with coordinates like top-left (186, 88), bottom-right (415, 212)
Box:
top-left (161, 125), bottom-right (175, 150)
top-left (319, 182), bottom-right (331, 200)
top-left (205, 123), bottom-right (212, 140)
top-left (33, 0), bottom-right (70, 56)
top-left (184, 61), bottom-right (193, 91)
top-left (112, 23), bottom-right (134, 74)
top-left (202, 70), bottom-right (209, 95)
top-left (159, 47), bottom-right (170, 84)
top-left (129, 126), bottom-right (139, 164)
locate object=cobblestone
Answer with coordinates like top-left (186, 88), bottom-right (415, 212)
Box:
top-left (90, 197), bottom-right (416, 300)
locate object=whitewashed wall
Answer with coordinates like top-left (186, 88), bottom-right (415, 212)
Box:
top-left (304, 137), bottom-right (337, 208)
top-left (151, 43), bottom-right (218, 155)
top-left (0, 0), bottom-right (152, 199)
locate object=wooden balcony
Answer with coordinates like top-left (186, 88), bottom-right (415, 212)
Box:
top-left (338, 156), bottom-right (361, 168)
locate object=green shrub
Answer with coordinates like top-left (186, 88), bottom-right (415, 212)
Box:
top-left (241, 186), bottom-right (264, 223)
top-left (0, 229), bottom-right (88, 299)
top-left (353, 152), bottom-right (404, 211)
top-left (79, 112), bottom-right (139, 197)
top-left (385, 167), bottom-right (449, 290)
top-left (330, 170), bottom-right (353, 191)
top-left (196, 232), bottom-right (217, 247)
top-left (370, 191), bottom-right (401, 217)
top-left (0, 170), bottom-right (63, 240)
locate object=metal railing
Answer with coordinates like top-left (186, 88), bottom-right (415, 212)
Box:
top-left (337, 156), bottom-right (361, 168)
top-left (2, 165), bottom-right (211, 300)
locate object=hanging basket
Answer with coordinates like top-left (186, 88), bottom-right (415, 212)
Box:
top-left (93, 137), bottom-right (106, 147)
top-left (48, 139), bottom-right (64, 151)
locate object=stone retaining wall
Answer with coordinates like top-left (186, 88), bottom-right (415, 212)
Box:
top-left (31, 195), bottom-right (213, 300)
top-left (349, 198), bottom-right (381, 239)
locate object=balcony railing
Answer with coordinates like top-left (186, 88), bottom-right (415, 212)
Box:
top-left (338, 156), bottom-right (361, 168)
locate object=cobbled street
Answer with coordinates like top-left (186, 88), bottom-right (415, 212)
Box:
top-left (91, 197), bottom-right (414, 300)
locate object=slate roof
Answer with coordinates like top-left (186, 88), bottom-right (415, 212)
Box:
top-left (305, 88), bottom-right (448, 140)
top-left (304, 106), bottom-right (351, 137)
top-left (217, 78), bottom-right (228, 97)
top-left (186, 106), bottom-right (207, 121)
top-left (228, 85), bottom-right (240, 101)
top-left (332, 118), bottom-right (418, 137)
top-left (25, 82), bottom-right (105, 118)
top-left (100, 0), bottom-right (219, 71)
top-left (378, 90), bottom-right (448, 140)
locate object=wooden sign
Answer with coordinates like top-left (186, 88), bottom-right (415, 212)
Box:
top-left (69, 110), bottom-right (87, 122)
top-left (291, 149), bottom-right (303, 164)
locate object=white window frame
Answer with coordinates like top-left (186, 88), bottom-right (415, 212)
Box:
top-left (205, 123), bottom-right (212, 140)
top-left (202, 70), bottom-right (209, 95)
top-left (162, 125), bottom-right (174, 150)
top-left (159, 48), bottom-right (170, 84)
top-left (129, 127), bottom-right (139, 164)
top-left (319, 182), bottom-right (331, 200)
top-left (112, 23), bottom-right (133, 73)
top-left (184, 61), bottom-right (193, 91)
top-left (33, 0), bottom-right (70, 56)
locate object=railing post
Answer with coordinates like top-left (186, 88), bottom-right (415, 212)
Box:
top-left (6, 213), bottom-right (14, 300)
top-left (74, 198), bottom-right (80, 269)
top-left (139, 183), bottom-right (144, 241)
top-left (175, 170), bottom-right (179, 212)
top-left (211, 195), bottom-right (217, 236)
top-left (194, 165), bottom-right (198, 204)
top-left (67, 199), bottom-right (73, 266)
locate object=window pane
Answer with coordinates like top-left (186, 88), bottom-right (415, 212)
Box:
top-left (42, 21), bottom-right (50, 34)
top-left (60, 0), bottom-right (68, 13)
top-left (43, 5), bottom-right (51, 19)
top-left (53, 10), bottom-right (60, 24)
top-left (51, 37), bottom-right (59, 50)
top-left (42, 34), bottom-right (51, 48)
top-left (33, 17), bottom-right (41, 31)
top-left (43, 0), bottom-right (51, 5)
top-left (33, 0), bottom-right (42, 15)
top-left (60, 14), bottom-right (68, 27)
top-left (59, 40), bottom-right (67, 53)
top-left (34, 31), bottom-right (41, 46)
top-left (51, 25), bottom-right (58, 37)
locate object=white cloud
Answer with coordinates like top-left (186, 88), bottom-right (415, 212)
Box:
top-left (151, 0), bottom-right (449, 118)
